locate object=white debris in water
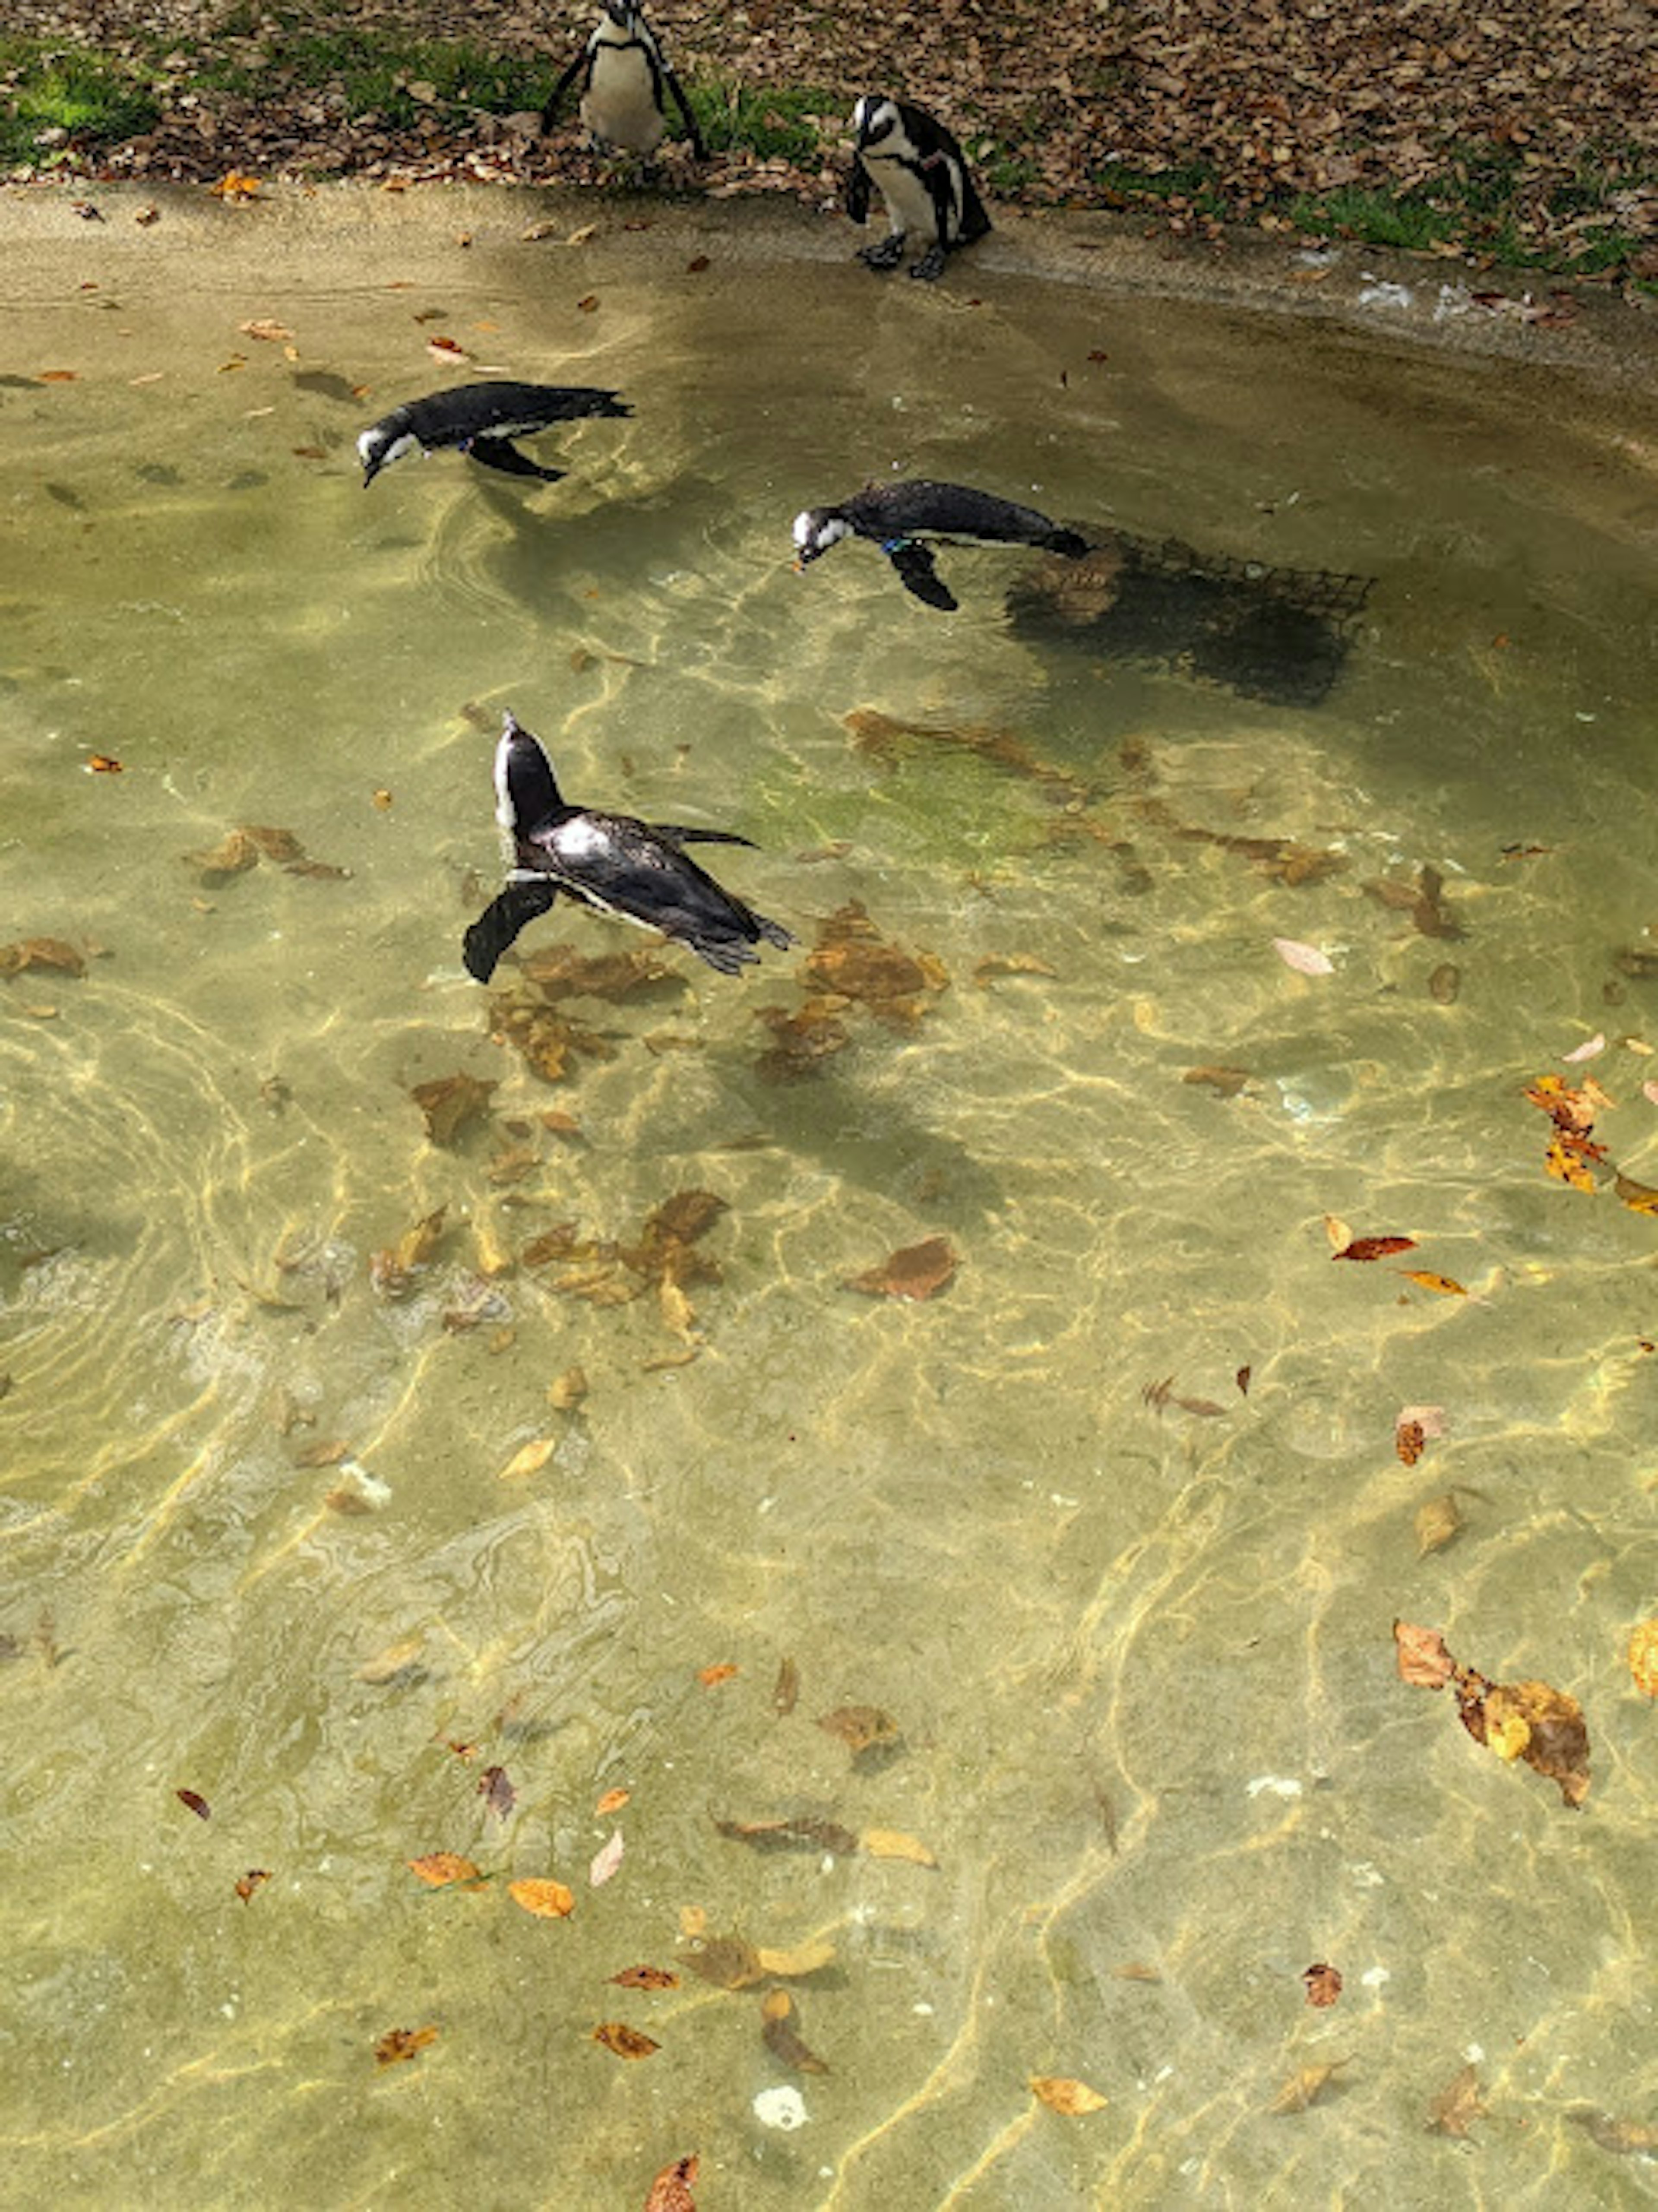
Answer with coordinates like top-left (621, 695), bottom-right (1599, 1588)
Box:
top-left (1361, 1966), bottom-right (1392, 1990)
top-left (1246, 1775), bottom-right (1303, 1799)
top-left (1464, 2042), bottom-right (1485, 2064)
top-left (1357, 277), bottom-right (1413, 311)
top-left (753, 2085), bottom-right (809, 2131)
top-left (912, 2001), bottom-right (934, 2016)
top-left (1348, 1862), bottom-right (1386, 1889)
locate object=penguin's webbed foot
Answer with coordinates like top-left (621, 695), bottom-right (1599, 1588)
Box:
top-left (857, 235), bottom-right (905, 272)
top-left (908, 247), bottom-right (947, 282)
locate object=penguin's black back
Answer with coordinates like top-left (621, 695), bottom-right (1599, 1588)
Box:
top-left (845, 479), bottom-right (1086, 554)
top-left (398, 381), bottom-right (632, 447)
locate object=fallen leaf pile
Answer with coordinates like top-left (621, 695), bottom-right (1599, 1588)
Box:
top-left (184, 823), bottom-right (349, 888)
top-left (1393, 1620), bottom-right (1591, 1808)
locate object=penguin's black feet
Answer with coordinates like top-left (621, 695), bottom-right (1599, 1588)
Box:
top-left (857, 235), bottom-right (906, 272)
top-left (908, 247), bottom-right (947, 282)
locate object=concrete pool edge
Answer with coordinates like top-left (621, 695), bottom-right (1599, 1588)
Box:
top-left (3, 177), bottom-right (1657, 397)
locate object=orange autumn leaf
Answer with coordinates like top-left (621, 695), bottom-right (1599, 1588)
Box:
top-left (175, 1787), bottom-right (211, 1820)
top-left (1614, 1171), bottom-right (1658, 1216)
top-left (375, 2024), bottom-right (439, 2067)
top-left (698, 1662), bottom-right (739, 1688)
top-left (861, 1827), bottom-right (939, 1868)
top-left (509, 1877), bottom-right (575, 1919)
top-left (644, 2156), bottom-right (699, 2212)
top-left (1393, 1620), bottom-right (1455, 1689)
top-left (1395, 1418), bottom-right (1427, 1466)
top-left (209, 171), bottom-right (261, 200)
top-left (846, 1235), bottom-right (958, 1301)
top-left (1303, 1961), bottom-right (1342, 2008)
top-left (38, 368), bottom-right (79, 382)
top-left (1030, 2075), bottom-right (1108, 2116)
top-left (1331, 1234), bottom-right (1417, 1262)
top-left (86, 754), bottom-right (123, 774)
top-left (1546, 1138), bottom-right (1598, 1191)
top-left (595, 1785), bottom-right (632, 1817)
top-left (407, 1851), bottom-right (484, 1888)
top-left (1628, 1619), bottom-right (1658, 1697)
top-left (611, 1964), bottom-right (679, 1990)
top-left (594, 2021), bottom-right (660, 2060)
top-left (1400, 1269), bottom-right (1467, 1296)
top-left (235, 1868), bottom-right (272, 1904)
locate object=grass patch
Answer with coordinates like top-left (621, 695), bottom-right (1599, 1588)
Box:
top-left (0, 39), bottom-right (158, 166)
top-left (686, 80), bottom-right (838, 164)
top-left (195, 32), bottom-right (549, 123)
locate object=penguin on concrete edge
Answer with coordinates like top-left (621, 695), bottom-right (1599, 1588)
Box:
top-left (846, 95), bottom-right (990, 282)
top-left (541, 1), bottom-right (706, 160)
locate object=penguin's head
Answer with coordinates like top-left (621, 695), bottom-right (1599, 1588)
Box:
top-left (494, 712), bottom-right (565, 847)
top-left (792, 508), bottom-right (851, 570)
top-left (600, 0), bottom-right (642, 28)
top-left (851, 96), bottom-right (900, 150)
top-left (358, 423), bottom-right (417, 487)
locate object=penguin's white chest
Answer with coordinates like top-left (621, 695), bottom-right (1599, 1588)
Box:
top-left (583, 48), bottom-right (666, 154)
top-left (866, 149), bottom-right (945, 241)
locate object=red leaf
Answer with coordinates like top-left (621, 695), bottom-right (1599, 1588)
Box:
top-left (1332, 1235), bottom-right (1418, 1262)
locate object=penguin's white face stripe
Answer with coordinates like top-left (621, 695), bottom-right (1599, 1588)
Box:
top-left (361, 429), bottom-right (419, 471)
top-left (494, 736), bottom-right (520, 841)
top-left (793, 512), bottom-right (849, 557)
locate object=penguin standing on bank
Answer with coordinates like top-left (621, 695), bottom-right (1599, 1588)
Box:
top-left (358, 382), bottom-right (631, 487)
top-left (541, 1), bottom-right (706, 160)
top-left (792, 480), bottom-right (1088, 611)
top-left (463, 714), bottom-right (792, 981)
top-left (845, 95), bottom-right (990, 282)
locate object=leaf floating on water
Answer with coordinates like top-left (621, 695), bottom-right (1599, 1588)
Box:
top-left (1272, 937), bottom-right (1334, 977)
top-left (846, 1236), bottom-right (957, 1302)
top-left (643, 2155), bottom-right (699, 2212)
top-left (590, 1829), bottom-right (625, 1888)
top-left (817, 1705), bottom-right (900, 1757)
top-left (1302, 1962), bottom-right (1342, 2009)
top-left (478, 1765), bottom-right (516, 1820)
top-left (576, 294), bottom-right (600, 313)
top-left (508, 1877), bottom-right (575, 1919)
top-left (715, 1815), bottom-right (859, 1857)
top-left (176, 1788), bottom-right (211, 1820)
top-left (1183, 1065), bottom-right (1251, 1098)
top-left (1332, 1234), bottom-right (1417, 1262)
top-left (1270, 2060), bottom-right (1348, 2115)
top-left (861, 1827), bottom-right (939, 1869)
top-left (410, 1071), bottom-right (496, 1147)
top-left (698, 1662), bottom-right (739, 1689)
top-left (1627, 1619), bottom-right (1658, 1698)
top-left (235, 1868), bottom-right (272, 1904)
top-left (594, 2022), bottom-right (659, 2060)
top-left (772, 1655), bottom-right (801, 1716)
top-left (1400, 1269), bottom-right (1467, 1296)
top-left (1393, 1620), bottom-right (1456, 1690)
top-left (753, 1937), bottom-right (836, 1978)
top-left (1426, 2061), bottom-right (1486, 2137)
top-left (683, 1934), bottom-right (765, 1989)
top-left (375, 2024), bottom-right (439, 2068)
top-left (1567, 2106), bottom-right (1658, 2156)
top-left (1031, 2076), bottom-right (1108, 2116)
top-left (761, 1987), bottom-right (830, 2075)
top-left (1236, 1365), bottom-right (1252, 1396)
top-left (612, 1964), bottom-right (678, 1990)
top-left (407, 1852), bottom-right (484, 1889)
top-left (1414, 1492), bottom-right (1465, 1556)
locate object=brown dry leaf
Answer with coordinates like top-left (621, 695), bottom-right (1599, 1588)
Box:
top-left (1401, 1270), bottom-right (1468, 1297)
top-left (715, 1815), bottom-right (859, 1856)
top-left (549, 1366), bottom-right (589, 1411)
top-left (1477, 1678), bottom-right (1591, 1808)
top-left (1426, 2061), bottom-right (1486, 2137)
top-left (87, 754), bottom-right (123, 775)
top-left (1429, 962), bottom-right (1461, 1004)
top-left (754, 997), bottom-right (853, 1081)
top-left (861, 1827), bottom-right (940, 1869)
top-left (802, 900), bottom-right (949, 1029)
top-left (577, 294), bottom-right (600, 313)
top-left (683, 1934), bottom-right (765, 1989)
top-left (410, 1071), bottom-right (496, 1147)
top-left (427, 334), bottom-right (469, 361)
top-left (1394, 1620), bottom-right (1456, 1690)
top-left (595, 1785), bottom-right (632, 1817)
top-left (611, 1964), bottom-right (678, 1990)
top-left (1270, 2060), bottom-right (1347, 2115)
top-left (1302, 1962), bottom-right (1342, 2009)
top-left (686, 253), bottom-right (711, 272)
top-left (1567, 2108), bottom-right (1658, 2156)
top-left (508, 1877), bottom-right (575, 1919)
top-left (0, 937), bottom-right (87, 981)
top-left (974, 953), bottom-right (1058, 986)
top-left (499, 1437), bottom-right (556, 1482)
top-left (37, 369), bottom-right (78, 383)
top-left (761, 1987), bottom-right (829, 2074)
top-left (753, 1937), bottom-right (836, 1978)
top-left (1236, 1365), bottom-right (1253, 1395)
top-left (1545, 1137), bottom-right (1600, 1192)
top-left (1415, 1493), bottom-right (1465, 1557)
top-left (1183, 1065), bottom-right (1251, 1098)
top-left (369, 1205), bottom-right (449, 1298)
top-left (375, 2024), bottom-right (438, 2068)
top-left (239, 317), bottom-right (294, 342)
top-left (1113, 1962), bottom-right (1163, 1982)
top-left (176, 1787), bottom-right (211, 1820)
top-left (772, 1655), bottom-right (801, 1716)
top-left (186, 828), bottom-right (260, 883)
top-left (407, 1852), bottom-right (484, 1889)
top-left (234, 1868), bottom-right (272, 1904)
top-left (478, 1764), bottom-right (516, 1820)
top-left (1031, 2076), bottom-right (1108, 2116)
top-left (594, 2022), bottom-right (659, 2060)
top-left (698, 1661), bottom-right (739, 1689)
top-left (1332, 1234), bottom-right (1418, 1262)
top-left (1614, 1171), bottom-right (1658, 1216)
top-left (1395, 1418), bottom-right (1427, 1468)
top-left (846, 1236), bottom-right (958, 1302)
top-left (1627, 1619), bottom-right (1658, 1697)
top-left (817, 1705), bottom-right (900, 1756)
top-left (643, 2155), bottom-right (699, 2212)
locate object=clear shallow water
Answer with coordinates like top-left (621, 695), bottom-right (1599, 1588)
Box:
top-left (3, 196), bottom-right (1658, 2209)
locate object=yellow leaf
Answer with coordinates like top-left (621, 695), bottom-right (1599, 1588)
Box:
top-left (1401, 1269), bottom-right (1467, 1296)
top-left (753, 1937), bottom-right (836, 1978)
top-left (508, 1877), bottom-right (574, 1919)
top-left (407, 1852), bottom-right (483, 1888)
top-left (1323, 1213), bottom-right (1352, 1252)
top-left (861, 1827), bottom-right (939, 1868)
top-left (1270, 2060), bottom-right (1347, 2114)
top-left (1615, 1171), bottom-right (1658, 1215)
top-left (1629, 1618), bottom-right (1658, 1697)
top-left (1031, 2076), bottom-right (1107, 2116)
top-left (499, 1436), bottom-right (555, 1481)
top-left (1414, 1493), bottom-right (1464, 1556)
top-left (1545, 1139), bottom-right (1598, 1192)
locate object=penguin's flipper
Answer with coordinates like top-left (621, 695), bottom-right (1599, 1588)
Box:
top-left (540, 48), bottom-right (589, 133)
top-left (661, 63), bottom-right (706, 158)
top-left (652, 825), bottom-right (758, 852)
top-left (463, 879), bottom-right (560, 984)
top-left (846, 155), bottom-right (872, 227)
top-left (885, 538), bottom-right (959, 612)
top-left (465, 436), bottom-right (564, 484)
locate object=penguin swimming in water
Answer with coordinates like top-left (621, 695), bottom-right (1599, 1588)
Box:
top-left (792, 480), bottom-right (1089, 611)
top-left (846, 95), bottom-right (990, 281)
top-left (358, 381), bottom-right (631, 487)
top-left (541, 1), bottom-right (705, 160)
top-left (463, 713), bottom-right (792, 982)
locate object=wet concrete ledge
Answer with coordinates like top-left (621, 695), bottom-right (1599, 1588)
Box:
top-left (3, 177), bottom-right (1656, 399)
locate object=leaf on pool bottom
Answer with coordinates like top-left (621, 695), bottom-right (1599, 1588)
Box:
top-left (974, 953), bottom-right (1058, 987)
top-left (1426, 2061), bottom-right (1486, 2137)
top-left (1141, 1375), bottom-right (1228, 1418)
top-left (1401, 1269), bottom-right (1467, 1296)
top-left (611, 1964), bottom-right (677, 1990)
top-left (518, 940), bottom-right (679, 1004)
top-left (1393, 1620), bottom-right (1456, 1690)
top-left (802, 901), bottom-right (950, 1029)
top-left (595, 1784), bottom-right (631, 1817)
top-left (1414, 1492), bottom-right (1465, 1556)
top-left (291, 1437), bottom-right (352, 1468)
top-left (176, 1787), bottom-right (212, 1820)
top-left (1272, 937), bottom-right (1334, 977)
top-left (683, 1934), bottom-right (765, 1989)
top-left (1398, 1626), bottom-right (1591, 1807)
top-left (1031, 2075), bottom-right (1108, 2116)
top-left (861, 1827), bottom-right (939, 1869)
top-left (753, 1937), bottom-right (836, 1978)
top-left (1567, 2106), bottom-right (1658, 2155)
top-left (845, 1236), bottom-right (957, 1302)
top-left (1627, 1619), bottom-right (1658, 1697)
top-left (761, 1987), bottom-right (829, 2075)
top-left (498, 1436), bottom-right (556, 1482)
top-left (549, 1366), bottom-right (589, 1411)
top-left (1302, 1962), bottom-right (1342, 2009)
top-left (1395, 1418), bottom-right (1427, 1467)
top-left (698, 1661), bottom-right (739, 1689)
top-left (1332, 1234), bottom-right (1417, 1262)
top-left (235, 1868), bottom-right (272, 1904)
top-left (754, 996), bottom-right (853, 1082)
top-left (1547, 1138), bottom-right (1601, 1191)
top-left (508, 1877), bottom-right (574, 1920)
top-left (367, 1206), bottom-right (447, 1296)
top-left (478, 1764), bottom-right (516, 1820)
top-left (1269, 2059), bottom-right (1349, 2114)
top-left (594, 2021), bottom-right (659, 2060)
top-left (427, 334), bottom-right (470, 360)
top-left (0, 937), bottom-right (87, 980)
top-left (86, 754), bottom-right (123, 774)
top-left (772, 1655), bottom-right (801, 1716)
top-left (239, 317), bottom-right (294, 342)
top-left (407, 1852), bottom-right (485, 1889)
top-left (590, 1829), bottom-right (625, 1887)
top-left (375, 2024), bottom-right (438, 2068)
top-left (185, 828), bottom-right (260, 883)
top-left (410, 1071), bottom-right (496, 1147)
top-left (1183, 1064), bottom-right (1251, 1098)
top-left (1614, 1171), bottom-right (1658, 1216)
top-left (817, 1705), bottom-right (900, 1757)
top-left (644, 2155), bottom-right (699, 2212)
top-left (715, 1815), bottom-right (858, 1857)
